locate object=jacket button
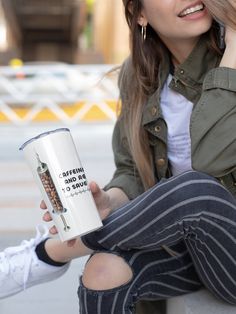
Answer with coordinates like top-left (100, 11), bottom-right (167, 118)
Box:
top-left (154, 126), bottom-right (161, 132)
top-left (156, 158), bottom-right (165, 167)
top-left (220, 179), bottom-right (225, 186)
top-left (180, 69), bottom-right (184, 74)
top-left (151, 107), bottom-right (158, 116)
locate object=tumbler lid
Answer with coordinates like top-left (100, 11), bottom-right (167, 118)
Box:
top-left (19, 128), bottom-right (70, 151)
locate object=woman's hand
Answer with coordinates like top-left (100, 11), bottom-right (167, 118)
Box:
top-left (40, 181), bottom-right (112, 245)
top-left (89, 181), bottom-right (112, 220)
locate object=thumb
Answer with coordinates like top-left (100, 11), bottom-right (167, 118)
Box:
top-left (89, 181), bottom-right (101, 196)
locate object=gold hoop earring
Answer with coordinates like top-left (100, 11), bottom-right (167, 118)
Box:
top-left (141, 25), bottom-right (147, 42)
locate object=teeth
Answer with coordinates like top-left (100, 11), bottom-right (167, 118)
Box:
top-left (179, 4), bottom-right (204, 17)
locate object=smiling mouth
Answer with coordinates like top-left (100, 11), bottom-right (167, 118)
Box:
top-left (178, 3), bottom-right (205, 17)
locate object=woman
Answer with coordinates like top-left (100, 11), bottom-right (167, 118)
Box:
top-left (1, 0), bottom-right (236, 313)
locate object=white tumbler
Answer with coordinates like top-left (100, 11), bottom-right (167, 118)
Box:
top-left (20, 128), bottom-right (103, 242)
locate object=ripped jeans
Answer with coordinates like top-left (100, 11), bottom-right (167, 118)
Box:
top-left (78, 171), bottom-right (236, 313)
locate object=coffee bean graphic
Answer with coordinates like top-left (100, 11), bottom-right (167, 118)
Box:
top-left (36, 153), bottom-right (70, 231)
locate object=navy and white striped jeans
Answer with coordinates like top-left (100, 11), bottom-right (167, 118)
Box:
top-left (78, 171), bottom-right (236, 313)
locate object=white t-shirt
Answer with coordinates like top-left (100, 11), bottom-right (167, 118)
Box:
top-left (160, 75), bottom-right (193, 176)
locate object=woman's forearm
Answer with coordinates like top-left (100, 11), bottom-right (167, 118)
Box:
top-left (45, 237), bottom-right (93, 263)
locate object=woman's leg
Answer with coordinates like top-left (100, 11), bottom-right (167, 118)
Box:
top-left (78, 241), bottom-right (202, 314)
top-left (81, 171), bottom-right (236, 304)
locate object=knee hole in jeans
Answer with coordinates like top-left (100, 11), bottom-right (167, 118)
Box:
top-left (82, 252), bottom-right (133, 291)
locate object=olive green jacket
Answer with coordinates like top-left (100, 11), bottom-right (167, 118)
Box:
top-left (105, 35), bottom-right (236, 199)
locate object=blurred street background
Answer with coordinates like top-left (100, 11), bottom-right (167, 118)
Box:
top-left (0, 0), bottom-right (128, 313)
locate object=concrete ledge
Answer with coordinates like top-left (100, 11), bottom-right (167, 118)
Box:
top-left (167, 289), bottom-right (236, 314)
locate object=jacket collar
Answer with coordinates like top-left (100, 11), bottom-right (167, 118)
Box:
top-left (142, 34), bottom-right (220, 127)
top-left (173, 33), bottom-right (220, 88)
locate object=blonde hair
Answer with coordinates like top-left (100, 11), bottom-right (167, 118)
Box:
top-left (203, 0), bottom-right (236, 29)
top-left (121, 0), bottom-right (236, 191)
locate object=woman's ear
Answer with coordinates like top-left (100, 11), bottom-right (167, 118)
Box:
top-left (137, 13), bottom-right (148, 27)
top-left (128, 0), bottom-right (148, 26)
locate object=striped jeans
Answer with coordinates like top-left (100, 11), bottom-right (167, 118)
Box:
top-left (78, 171), bottom-right (236, 313)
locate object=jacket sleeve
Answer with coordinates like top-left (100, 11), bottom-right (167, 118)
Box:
top-left (103, 59), bottom-right (145, 200)
top-left (103, 118), bottom-right (145, 200)
top-left (191, 67), bottom-right (236, 179)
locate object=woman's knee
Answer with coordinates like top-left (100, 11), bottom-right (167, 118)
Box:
top-left (82, 252), bottom-right (133, 290)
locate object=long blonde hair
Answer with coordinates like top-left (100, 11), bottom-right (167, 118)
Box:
top-left (203, 0), bottom-right (236, 27)
top-left (121, 0), bottom-right (236, 190)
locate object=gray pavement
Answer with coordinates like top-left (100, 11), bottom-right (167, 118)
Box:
top-left (0, 123), bottom-right (115, 314)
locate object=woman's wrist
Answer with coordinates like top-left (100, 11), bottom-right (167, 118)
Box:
top-left (220, 52), bottom-right (236, 69)
top-left (107, 187), bottom-right (129, 211)
top-left (220, 37), bottom-right (236, 69)
top-left (45, 238), bottom-right (93, 263)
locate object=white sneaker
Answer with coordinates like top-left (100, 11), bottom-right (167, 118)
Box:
top-left (0, 225), bottom-right (70, 299)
